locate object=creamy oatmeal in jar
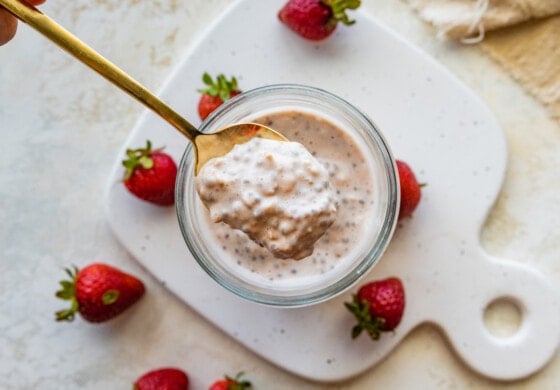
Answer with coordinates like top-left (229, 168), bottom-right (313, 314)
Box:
top-left (176, 84), bottom-right (399, 306)
top-left (196, 110), bottom-right (376, 286)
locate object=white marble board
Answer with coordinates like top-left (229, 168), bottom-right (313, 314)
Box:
top-left (105, 0), bottom-right (560, 382)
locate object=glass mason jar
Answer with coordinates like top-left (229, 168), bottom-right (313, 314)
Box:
top-left (176, 84), bottom-right (399, 307)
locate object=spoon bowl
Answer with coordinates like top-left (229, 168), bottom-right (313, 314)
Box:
top-left (193, 122), bottom-right (286, 174)
top-left (1, 0), bottom-right (287, 173)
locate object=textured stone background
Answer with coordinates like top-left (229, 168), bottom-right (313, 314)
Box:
top-left (1, 0), bottom-right (559, 388)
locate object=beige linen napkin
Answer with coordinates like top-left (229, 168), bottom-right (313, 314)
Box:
top-left (408, 0), bottom-right (560, 123)
top-left (408, 0), bottom-right (560, 41)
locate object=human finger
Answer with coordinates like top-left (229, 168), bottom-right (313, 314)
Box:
top-left (0, 0), bottom-right (47, 46)
top-left (0, 8), bottom-right (17, 46)
top-left (24, 0), bottom-right (46, 5)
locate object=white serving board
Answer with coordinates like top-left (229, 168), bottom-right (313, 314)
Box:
top-left (105, 0), bottom-right (560, 382)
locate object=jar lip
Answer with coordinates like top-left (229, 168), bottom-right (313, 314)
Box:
top-left (175, 83), bottom-right (399, 307)
top-left (199, 83), bottom-right (369, 132)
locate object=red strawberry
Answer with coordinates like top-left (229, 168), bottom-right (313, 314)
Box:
top-left (278, 0), bottom-right (361, 41)
top-left (209, 372), bottom-right (252, 390)
top-left (122, 140), bottom-right (177, 206)
top-left (396, 159), bottom-right (422, 220)
top-left (134, 367), bottom-right (189, 390)
top-left (197, 73), bottom-right (241, 121)
top-left (55, 263), bottom-right (145, 323)
top-left (345, 277), bottom-right (405, 340)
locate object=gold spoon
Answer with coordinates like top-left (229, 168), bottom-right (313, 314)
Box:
top-left (1, 0), bottom-right (286, 174)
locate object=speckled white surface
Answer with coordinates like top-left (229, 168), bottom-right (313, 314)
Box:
top-left (105, 0), bottom-right (560, 382)
top-left (2, 0), bottom-right (560, 389)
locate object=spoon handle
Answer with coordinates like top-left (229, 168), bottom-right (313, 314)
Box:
top-left (1, 0), bottom-right (199, 142)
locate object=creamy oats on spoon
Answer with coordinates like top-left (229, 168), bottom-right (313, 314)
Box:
top-left (195, 136), bottom-right (338, 260)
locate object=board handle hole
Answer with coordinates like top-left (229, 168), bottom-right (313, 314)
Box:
top-left (483, 297), bottom-right (523, 339)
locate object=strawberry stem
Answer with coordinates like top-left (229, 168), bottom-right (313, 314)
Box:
top-left (344, 294), bottom-right (386, 340)
top-left (55, 266), bottom-right (79, 322)
top-left (322, 0), bottom-right (361, 26)
top-left (225, 372), bottom-right (252, 390)
top-left (122, 140), bottom-right (158, 180)
top-left (197, 72), bottom-right (239, 102)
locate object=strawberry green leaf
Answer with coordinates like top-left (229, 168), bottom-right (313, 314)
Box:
top-left (197, 72), bottom-right (239, 101)
top-left (351, 324), bottom-right (363, 339)
top-left (323, 0), bottom-right (361, 26)
top-left (55, 267), bottom-right (80, 322)
top-left (122, 140), bottom-right (159, 180)
top-left (345, 294), bottom-right (385, 340)
top-left (55, 307), bottom-right (76, 322)
top-left (224, 372), bottom-right (252, 390)
top-left (202, 72), bottom-right (213, 86)
top-left (55, 281), bottom-right (75, 300)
